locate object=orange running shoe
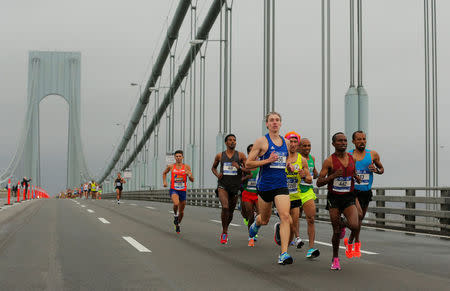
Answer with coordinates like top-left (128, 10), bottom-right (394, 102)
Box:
top-left (354, 242), bottom-right (361, 258)
top-left (345, 240), bottom-right (354, 259)
top-left (248, 238), bottom-right (255, 247)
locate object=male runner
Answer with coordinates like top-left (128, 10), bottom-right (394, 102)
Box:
top-left (115, 173), bottom-right (126, 204)
top-left (90, 181), bottom-right (97, 199)
top-left (211, 134), bottom-right (247, 244)
top-left (246, 112), bottom-right (294, 265)
top-left (163, 150), bottom-right (194, 234)
top-left (241, 144), bottom-right (259, 247)
top-left (317, 132), bottom-right (360, 270)
top-left (346, 131), bottom-right (384, 257)
top-left (298, 138), bottom-right (321, 258)
top-left (277, 132), bottom-right (312, 254)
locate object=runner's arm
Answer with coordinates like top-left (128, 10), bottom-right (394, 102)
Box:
top-left (370, 150), bottom-right (384, 175)
top-left (162, 165), bottom-right (172, 187)
top-left (312, 156), bottom-right (319, 179)
top-left (186, 165), bottom-right (194, 182)
top-left (245, 137), bottom-right (277, 168)
top-left (211, 153), bottom-right (223, 180)
top-left (317, 157), bottom-right (338, 187)
top-left (237, 152), bottom-right (250, 174)
top-left (301, 157), bottom-right (312, 184)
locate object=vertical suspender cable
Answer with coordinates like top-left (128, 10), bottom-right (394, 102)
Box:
top-left (431, 0), bottom-right (438, 190)
top-left (326, 0), bottom-right (331, 157)
top-left (424, 0), bottom-right (430, 196)
top-left (321, 0), bottom-right (326, 163)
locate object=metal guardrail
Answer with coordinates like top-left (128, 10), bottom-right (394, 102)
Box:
top-left (102, 187), bottom-right (450, 236)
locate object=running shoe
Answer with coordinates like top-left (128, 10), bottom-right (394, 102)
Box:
top-left (173, 215), bottom-right (179, 226)
top-left (344, 238), bottom-right (354, 258)
top-left (306, 248), bottom-right (320, 258)
top-left (353, 242), bottom-right (361, 258)
top-left (249, 222), bottom-right (260, 238)
top-left (330, 257), bottom-right (341, 270)
top-left (220, 233), bottom-right (228, 244)
top-left (243, 218), bottom-right (249, 226)
top-left (274, 222), bottom-right (281, 246)
top-left (175, 225), bottom-right (180, 234)
top-left (117, 200), bottom-right (120, 204)
top-left (294, 237), bottom-right (304, 249)
top-left (277, 252), bottom-right (293, 265)
top-left (253, 234), bottom-right (258, 241)
top-left (248, 237), bottom-right (255, 247)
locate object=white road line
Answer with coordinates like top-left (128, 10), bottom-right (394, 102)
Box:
top-left (81, 205), bottom-right (86, 208)
top-left (210, 219), bottom-right (240, 227)
top-left (169, 210), bottom-right (174, 214)
top-left (130, 203), bottom-right (137, 206)
top-left (87, 209), bottom-right (94, 213)
top-left (146, 206), bottom-right (156, 210)
top-left (122, 236), bottom-right (151, 252)
top-left (310, 240), bottom-right (378, 255)
top-left (98, 218), bottom-right (110, 224)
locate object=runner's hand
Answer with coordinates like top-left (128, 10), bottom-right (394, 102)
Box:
top-left (267, 151), bottom-right (278, 163)
top-left (368, 163), bottom-right (377, 173)
top-left (163, 181), bottom-right (168, 187)
top-left (217, 173), bottom-right (223, 180)
top-left (298, 168), bottom-right (307, 178)
top-left (287, 162), bottom-right (295, 173)
top-left (231, 161), bottom-right (240, 169)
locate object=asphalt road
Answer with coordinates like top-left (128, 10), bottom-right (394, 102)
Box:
top-left (0, 198), bottom-right (448, 290)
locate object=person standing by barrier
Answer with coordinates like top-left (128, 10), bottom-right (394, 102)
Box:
top-left (163, 150), bottom-right (194, 234)
top-left (211, 134), bottom-right (247, 244)
top-left (317, 132), bottom-right (360, 270)
top-left (246, 112), bottom-right (294, 265)
top-left (115, 173), bottom-right (126, 204)
top-left (21, 177), bottom-right (31, 200)
top-left (346, 131), bottom-right (384, 257)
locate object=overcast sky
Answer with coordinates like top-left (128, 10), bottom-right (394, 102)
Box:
top-left (1, 0), bottom-right (449, 194)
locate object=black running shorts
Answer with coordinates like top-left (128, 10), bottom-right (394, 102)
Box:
top-left (326, 192), bottom-right (356, 213)
top-left (258, 187), bottom-right (289, 203)
top-left (354, 189), bottom-right (373, 209)
top-left (290, 199), bottom-right (302, 209)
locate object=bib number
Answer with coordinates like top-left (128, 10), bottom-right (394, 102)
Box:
top-left (333, 176), bottom-right (352, 192)
top-left (247, 179), bottom-right (257, 191)
top-left (270, 152), bottom-right (287, 169)
top-left (287, 178), bottom-right (298, 194)
top-left (223, 162), bottom-right (238, 176)
top-left (356, 170), bottom-right (370, 186)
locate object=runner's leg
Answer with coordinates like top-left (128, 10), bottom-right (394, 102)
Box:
top-left (302, 199), bottom-right (317, 249)
top-left (171, 193), bottom-right (180, 215)
top-left (218, 188), bottom-right (231, 234)
top-left (289, 207), bottom-right (300, 243)
top-left (348, 198), bottom-right (363, 243)
top-left (178, 200), bottom-right (186, 224)
top-left (274, 194), bottom-right (292, 254)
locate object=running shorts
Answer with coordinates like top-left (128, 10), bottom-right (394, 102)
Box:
top-left (242, 190), bottom-right (258, 203)
top-left (170, 189), bottom-right (187, 202)
top-left (326, 192), bottom-right (356, 212)
top-left (290, 199), bottom-right (302, 209)
top-left (300, 188), bottom-right (317, 206)
top-left (115, 186), bottom-right (123, 191)
top-left (258, 187), bottom-right (289, 203)
top-left (216, 184), bottom-right (241, 197)
top-left (354, 189), bottom-right (373, 209)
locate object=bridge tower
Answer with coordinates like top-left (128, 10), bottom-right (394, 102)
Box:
top-left (24, 51), bottom-right (88, 188)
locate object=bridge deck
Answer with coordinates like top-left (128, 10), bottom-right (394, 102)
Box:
top-left (0, 199), bottom-right (448, 290)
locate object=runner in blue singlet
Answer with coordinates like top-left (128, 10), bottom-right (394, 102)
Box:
top-left (246, 112), bottom-right (294, 265)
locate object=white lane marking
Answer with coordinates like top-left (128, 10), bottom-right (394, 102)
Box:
top-left (81, 205), bottom-right (86, 208)
top-left (146, 206), bottom-right (156, 210)
top-left (310, 240), bottom-right (378, 255)
top-left (210, 219), bottom-right (240, 227)
top-left (130, 203), bottom-right (137, 206)
top-left (122, 236), bottom-right (151, 252)
top-left (87, 209), bottom-right (94, 213)
top-left (169, 210), bottom-right (174, 214)
top-left (98, 218), bottom-right (110, 224)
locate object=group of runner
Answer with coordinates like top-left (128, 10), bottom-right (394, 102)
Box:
top-left (79, 181), bottom-right (102, 199)
top-left (161, 111), bottom-right (384, 270)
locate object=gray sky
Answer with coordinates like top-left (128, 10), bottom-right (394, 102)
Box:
top-left (1, 0), bottom-right (449, 194)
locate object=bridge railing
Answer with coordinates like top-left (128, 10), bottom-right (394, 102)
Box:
top-left (102, 187), bottom-right (450, 236)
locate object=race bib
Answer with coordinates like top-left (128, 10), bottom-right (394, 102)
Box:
top-left (333, 176), bottom-right (352, 192)
top-left (174, 176), bottom-right (186, 190)
top-left (356, 170), bottom-right (370, 186)
top-left (223, 162), bottom-right (238, 175)
top-left (270, 152), bottom-right (287, 169)
top-left (247, 178), bottom-right (257, 191)
top-left (116, 182), bottom-right (121, 187)
top-left (287, 177), bottom-right (298, 194)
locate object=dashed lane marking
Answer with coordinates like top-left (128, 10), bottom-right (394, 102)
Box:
top-left (210, 219), bottom-right (240, 227)
top-left (122, 236), bottom-right (151, 252)
top-left (87, 209), bottom-right (94, 213)
top-left (146, 206), bottom-right (156, 210)
top-left (98, 218), bottom-right (110, 224)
